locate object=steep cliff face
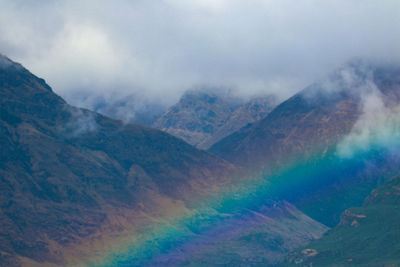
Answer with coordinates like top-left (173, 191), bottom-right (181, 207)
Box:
top-left (153, 90), bottom-right (277, 149)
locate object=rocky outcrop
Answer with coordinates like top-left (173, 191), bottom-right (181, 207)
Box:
top-left (153, 90), bottom-right (278, 149)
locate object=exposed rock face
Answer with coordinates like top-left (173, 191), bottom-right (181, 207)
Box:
top-left (199, 95), bottom-right (277, 149)
top-left (153, 90), bottom-right (243, 149)
top-left (153, 90), bottom-right (278, 149)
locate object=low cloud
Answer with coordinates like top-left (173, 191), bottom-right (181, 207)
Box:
top-left (61, 107), bottom-right (98, 137)
top-left (336, 66), bottom-right (400, 158)
top-left (0, 0), bottom-right (399, 106)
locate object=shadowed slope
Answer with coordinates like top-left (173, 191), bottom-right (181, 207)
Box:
top-left (0, 55), bottom-right (328, 267)
top-left (0, 55), bottom-right (238, 266)
top-left (210, 61), bottom-right (400, 169)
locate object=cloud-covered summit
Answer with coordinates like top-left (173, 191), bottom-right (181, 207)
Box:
top-left (0, 0), bottom-right (399, 106)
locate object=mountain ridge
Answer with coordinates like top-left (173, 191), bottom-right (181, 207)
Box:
top-left (0, 55), bottom-right (326, 266)
top-left (153, 89), bottom-right (278, 149)
top-left (0, 55), bottom-right (240, 266)
top-left (209, 61), bottom-right (400, 226)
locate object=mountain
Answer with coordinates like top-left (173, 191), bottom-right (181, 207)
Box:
top-left (210, 61), bottom-right (400, 226)
top-left (0, 55), bottom-right (325, 266)
top-left (0, 55), bottom-right (237, 266)
top-left (209, 78), bottom-right (360, 169)
top-left (152, 90), bottom-right (243, 149)
top-left (199, 95), bottom-right (278, 149)
top-left (284, 175), bottom-right (400, 266)
top-left (211, 61), bottom-right (400, 169)
top-left (153, 89), bottom-right (278, 149)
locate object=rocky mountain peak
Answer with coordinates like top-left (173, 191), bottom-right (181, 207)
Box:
top-left (153, 89), bottom-right (278, 149)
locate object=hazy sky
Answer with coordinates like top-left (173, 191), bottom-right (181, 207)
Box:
top-left (0, 0), bottom-right (399, 105)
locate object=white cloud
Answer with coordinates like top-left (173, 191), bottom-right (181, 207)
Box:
top-left (336, 69), bottom-right (400, 158)
top-left (61, 107), bottom-right (98, 137)
top-left (34, 22), bottom-right (126, 90)
top-left (0, 0), bottom-right (399, 106)
top-left (165, 0), bottom-right (228, 12)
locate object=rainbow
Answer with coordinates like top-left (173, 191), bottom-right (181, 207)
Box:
top-left (85, 130), bottom-right (400, 266)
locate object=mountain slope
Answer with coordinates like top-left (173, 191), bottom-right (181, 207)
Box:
top-left (199, 95), bottom-right (277, 149)
top-left (152, 90), bottom-right (243, 149)
top-left (210, 61), bottom-right (400, 226)
top-left (210, 62), bottom-right (400, 168)
top-left (152, 201), bottom-right (328, 266)
top-left (0, 55), bottom-right (325, 267)
top-left (153, 90), bottom-right (277, 149)
top-left (284, 175), bottom-right (400, 266)
top-left (0, 55), bottom-right (239, 266)
top-left (210, 83), bottom-right (359, 169)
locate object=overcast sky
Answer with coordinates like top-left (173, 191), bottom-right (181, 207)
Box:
top-left (0, 0), bottom-right (399, 105)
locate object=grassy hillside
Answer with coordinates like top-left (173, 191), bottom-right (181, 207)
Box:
top-left (283, 175), bottom-right (400, 266)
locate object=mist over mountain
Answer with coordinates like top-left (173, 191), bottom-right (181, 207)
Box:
top-left (153, 89), bottom-right (278, 149)
top-left (2, 52), bottom-right (400, 266)
top-left (1, 1), bottom-right (399, 103)
top-left (0, 55), bottom-right (328, 266)
top-left (1, 1), bottom-right (400, 266)
top-left (65, 92), bottom-right (169, 126)
top-left (210, 60), bottom-right (400, 168)
top-left (210, 60), bottom-right (400, 226)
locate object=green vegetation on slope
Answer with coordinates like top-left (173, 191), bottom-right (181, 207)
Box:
top-left (283, 175), bottom-right (400, 266)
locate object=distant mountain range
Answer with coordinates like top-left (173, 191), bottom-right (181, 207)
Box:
top-left (70, 88), bottom-right (278, 150)
top-left (153, 90), bottom-right (278, 149)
